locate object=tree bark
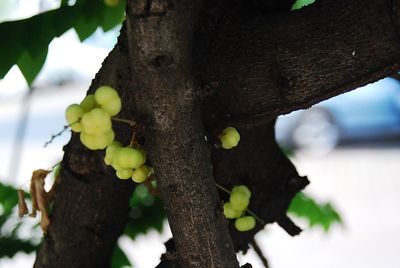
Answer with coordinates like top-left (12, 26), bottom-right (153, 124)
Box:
top-left (124, 1), bottom-right (239, 267)
top-left (34, 0), bottom-right (400, 267)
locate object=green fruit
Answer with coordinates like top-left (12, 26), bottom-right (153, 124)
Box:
top-left (235, 216), bottom-right (256, 232)
top-left (96, 129), bottom-right (115, 149)
top-left (104, 0), bottom-right (119, 7)
top-left (66, 104), bottom-right (84, 132)
top-left (116, 168), bottom-right (133, 180)
top-left (95, 86), bottom-right (119, 105)
top-left (132, 165), bottom-right (150, 183)
top-left (80, 94), bottom-right (97, 112)
top-left (80, 132), bottom-right (98, 150)
top-left (223, 202), bottom-right (242, 219)
top-left (115, 147), bottom-right (144, 169)
top-left (81, 108), bottom-right (112, 136)
top-left (105, 141), bottom-right (121, 158)
top-left (80, 130), bottom-right (114, 150)
top-left (232, 185), bottom-right (251, 199)
top-left (95, 86), bottom-right (121, 116)
top-left (219, 127), bottom-right (240, 149)
top-left (230, 190), bottom-right (249, 211)
top-left (101, 98), bottom-right (121, 116)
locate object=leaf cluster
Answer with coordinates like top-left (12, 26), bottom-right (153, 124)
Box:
top-left (0, 0), bottom-right (125, 85)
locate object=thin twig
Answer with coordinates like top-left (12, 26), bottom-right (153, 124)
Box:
top-left (43, 120), bottom-right (79, 147)
top-left (112, 117), bottom-right (136, 126)
top-left (214, 183), bottom-right (265, 224)
top-left (251, 238), bottom-right (269, 268)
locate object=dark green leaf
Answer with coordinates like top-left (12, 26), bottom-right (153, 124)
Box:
top-left (17, 48), bottom-right (48, 86)
top-left (123, 185), bottom-right (166, 240)
top-left (101, 0), bottom-right (125, 32)
top-left (0, 236), bottom-right (36, 258)
top-left (111, 245), bottom-right (131, 268)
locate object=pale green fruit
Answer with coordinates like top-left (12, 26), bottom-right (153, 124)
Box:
top-left (104, 141), bottom-right (122, 165)
top-left (81, 108), bottom-right (112, 136)
top-left (132, 165), bottom-right (150, 183)
top-left (219, 127), bottom-right (240, 149)
top-left (80, 132), bottom-right (98, 150)
top-left (95, 86), bottom-right (120, 105)
top-left (115, 147), bottom-right (144, 169)
top-left (111, 158), bottom-right (123, 171)
top-left (223, 202), bottom-right (242, 219)
top-left (230, 190), bottom-right (249, 211)
top-left (235, 216), bottom-right (256, 232)
top-left (66, 104), bottom-right (84, 132)
top-left (232, 185), bottom-right (251, 199)
top-left (80, 130), bottom-right (114, 150)
top-left (101, 98), bottom-right (121, 116)
top-left (104, 0), bottom-right (119, 7)
top-left (95, 86), bottom-right (121, 116)
top-left (80, 94), bottom-right (97, 112)
top-left (95, 129), bottom-right (115, 149)
top-left (116, 168), bottom-right (133, 180)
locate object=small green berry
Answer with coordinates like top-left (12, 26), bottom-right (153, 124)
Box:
top-left (235, 216), bottom-right (256, 232)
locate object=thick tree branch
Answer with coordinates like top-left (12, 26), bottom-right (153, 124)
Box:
top-left (196, 0), bottom-right (400, 126)
top-left (34, 27), bottom-right (136, 268)
top-left (125, 0), bottom-right (239, 267)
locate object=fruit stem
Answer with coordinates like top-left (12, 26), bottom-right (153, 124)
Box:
top-left (112, 117), bottom-right (136, 126)
top-left (214, 183), bottom-right (265, 224)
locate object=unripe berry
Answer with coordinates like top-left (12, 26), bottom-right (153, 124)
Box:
top-left (95, 86), bottom-right (121, 116)
top-left (223, 202), bottom-right (242, 219)
top-left (65, 104), bottom-right (84, 132)
top-left (104, 0), bottom-right (119, 7)
top-left (81, 108), bottom-right (112, 136)
top-left (235, 216), bottom-right (256, 232)
top-left (232, 185), bottom-right (251, 199)
top-left (116, 168), bottom-right (134, 180)
top-left (80, 94), bottom-right (97, 112)
top-left (230, 190), bottom-right (249, 211)
top-left (132, 165), bottom-right (150, 183)
top-left (116, 147), bottom-right (144, 169)
top-left (219, 127), bottom-right (240, 149)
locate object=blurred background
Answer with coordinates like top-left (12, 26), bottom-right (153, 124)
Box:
top-left (1, 0), bottom-right (400, 267)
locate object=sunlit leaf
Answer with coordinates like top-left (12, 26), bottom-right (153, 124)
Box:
top-left (288, 192), bottom-right (342, 231)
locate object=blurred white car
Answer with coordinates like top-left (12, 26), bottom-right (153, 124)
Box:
top-left (276, 77), bottom-right (400, 152)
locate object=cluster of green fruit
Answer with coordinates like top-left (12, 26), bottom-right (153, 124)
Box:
top-left (65, 86), bottom-right (151, 183)
top-left (219, 127), bottom-right (240, 149)
top-left (65, 86), bottom-right (121, 150)
top-left (223, 185), bottom-right (256, 232)
top-left (105, 141), bottom-right (151, 183)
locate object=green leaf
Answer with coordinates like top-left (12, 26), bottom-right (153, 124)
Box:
top-left (0, 20), bottom-right (24, 78)
top-left (17, 48), bottom-right (48, 86)
top-left (111, 245), bottom-right (131, 268)
top-left (73, 1), bottom-right (104, 41)
top-left (0, 236), bottom-right (36, 258)
top-left (288, 192), bottom-right (342, 232)
top-left (123, 185), bottom-right (166, 240)
top-left (101, 0), bottom-right (125, 32)
top-left (291, 0), bottom-right (316, 10)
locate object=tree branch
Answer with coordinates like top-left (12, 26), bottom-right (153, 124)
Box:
top-left (125, 0), bottom-right (239, 267)
top-left (34, 26), bottom-right (136, 268)
top-left (196, 0), bottom-right (400, 126)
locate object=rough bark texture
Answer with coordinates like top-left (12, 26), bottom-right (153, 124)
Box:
top-left (124, 1), bottom-right (239, 267)
top-left (34, 0), bottom-right (400, 267)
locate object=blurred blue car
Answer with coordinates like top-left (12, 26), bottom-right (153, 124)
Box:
top-left (275, 77), bottom-right (400, 151)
